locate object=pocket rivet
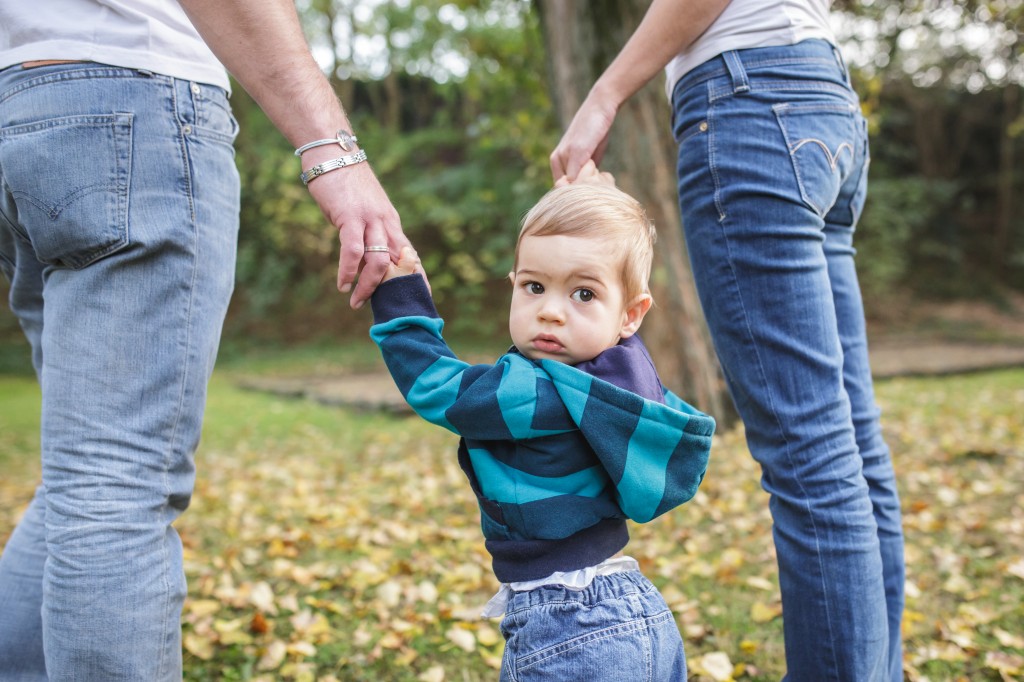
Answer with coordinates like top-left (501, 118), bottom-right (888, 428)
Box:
top-left (699, 121), bottom-right (708, 132)
top-left (182, 124), bottom-right (192, 135)
top-left (191, 83), bottom-right (201, 95)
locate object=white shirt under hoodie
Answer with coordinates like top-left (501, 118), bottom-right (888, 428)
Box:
top-left (665, 0), bottom-right (836, 98)
top-left (0, 0), bottom-right (228, 91)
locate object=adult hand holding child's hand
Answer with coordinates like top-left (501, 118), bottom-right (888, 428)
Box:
top-left (383, 247), bottom-right (424, 283)
top-left (554, 159), bottom-right (616, 188)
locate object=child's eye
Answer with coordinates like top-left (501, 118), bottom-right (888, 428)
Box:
top-left (571, 288), bottom-right (595, 303)
top-left (526, 282), bottom-right (544, 295)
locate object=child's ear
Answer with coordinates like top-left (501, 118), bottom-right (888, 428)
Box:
top-left (508, 271), bottom-right (515, 286)
top-left (619, 294), bottom-right (653, 339)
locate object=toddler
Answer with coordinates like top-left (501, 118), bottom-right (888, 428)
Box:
top-left (368, 172), bottom-right (715, 681)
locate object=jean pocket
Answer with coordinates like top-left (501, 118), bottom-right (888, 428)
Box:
top-left (674, 117), bottom-right (708, 147)
top-left (0, 113), bottom-right (133, 269)
top-left (193, 86), bottom-right (239, 148)
top-left (772, 101), bottom-right (861, 218)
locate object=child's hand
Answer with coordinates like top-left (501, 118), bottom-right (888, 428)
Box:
top-left (383, 246), bottom-right (424, 283)
top-left (555, 159), bottom-right (616, 187)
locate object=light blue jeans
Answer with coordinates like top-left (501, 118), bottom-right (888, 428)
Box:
top-left (672, 40), bottom-right (905, 681)
top-left (0, 62), bottom-right (239, 680)
top-left (499, 570), bottom-right (685, 681)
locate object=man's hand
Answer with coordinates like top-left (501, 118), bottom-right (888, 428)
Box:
top-left (177, 0), bottom-right (424, 309)
top-left (303, 155), bottom-right (411, 308)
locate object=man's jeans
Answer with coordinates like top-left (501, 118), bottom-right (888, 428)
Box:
top-left (499, 570), bottom-right (686, 681)
top-left (672, 40), bottom-right (905, 681)
top-left (0, 63), bottom-right (239, 680)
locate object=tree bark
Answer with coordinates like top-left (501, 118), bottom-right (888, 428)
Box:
top-left (994, 84), bottom-right (1019, 276)
top-left (535, 0), bottom-right (734, 424)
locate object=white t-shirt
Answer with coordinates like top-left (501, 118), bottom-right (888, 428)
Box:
top-left (0, 0), bottom-right (228, 91)
top-left (665, 0), bottom-right (835, 98)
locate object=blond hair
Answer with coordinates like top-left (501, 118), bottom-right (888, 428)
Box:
top-left (514, 183), bottom-right (656, 303)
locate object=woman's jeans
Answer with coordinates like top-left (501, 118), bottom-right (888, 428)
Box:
top-left (0, 63), bottom-right (239, 680)
top-left (672, 40), bottom-right (905, 681)
top-left (499, 570), bottom-right (686, 681)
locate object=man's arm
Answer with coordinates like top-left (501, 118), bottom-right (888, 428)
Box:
top-left (549, 0), bottom-right (732, 183)
top-left (177, 0), bottom-right (409, 309)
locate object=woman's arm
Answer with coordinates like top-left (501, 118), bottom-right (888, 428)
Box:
top-left (549, 0), bottom-right (733, 182)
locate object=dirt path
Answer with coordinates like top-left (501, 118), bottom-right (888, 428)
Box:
top-left (241, 291), bottom-right (1024, 411)
top-left (238, 341), bottom-right (1024, 414)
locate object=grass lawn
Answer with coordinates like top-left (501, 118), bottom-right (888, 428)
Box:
top-left (1, 347), bottom-right (1022, 681)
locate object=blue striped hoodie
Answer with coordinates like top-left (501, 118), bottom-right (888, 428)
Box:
top-left (370, 274), bottom-right (715, 582)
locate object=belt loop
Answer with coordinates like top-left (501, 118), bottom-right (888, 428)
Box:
top-left (831, 45), bottom-right (852, 85)
top-left (722, 50), bottom-right (750, 94)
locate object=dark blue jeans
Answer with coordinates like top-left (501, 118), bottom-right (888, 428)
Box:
top-left (672, 40), bottom-right (904, 681)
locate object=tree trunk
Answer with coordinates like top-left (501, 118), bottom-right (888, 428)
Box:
top-left (534, 0), bottom-right (734, 424)
top-left (994, 84), bottom-right (1019, 277)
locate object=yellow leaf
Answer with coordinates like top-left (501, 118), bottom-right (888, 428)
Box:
top-left (985, 651), bottom-right (1024, 675)
top-left (994, 628), bottom-right (1024, 649)
top-left (744, 576), bottom-right (774, 591)
top-left (209, 615), bottom-right (251, 645)
top-left (476, 624), bottom-right (500, 647)
top-left (418, 665), bottom-right (445, 682)
top-left (740, 639), bottom-right (759, 654)
top-left (417, 580), bottom-right (439, 604)
top-left (257, 640), bottom-right (287, 671)
top-left (185, 599), bottom-right (222, 618)
top-left (482, 652), bottom-right (503, 670)
top-left (183, 632), bottom-right (215, 661)
top-left (353, 626), bottom-right (373, 648)
top-left (377, 580), bottom-right (402, 608)
top-left (249, 581), bottom-right (278, 615)
top-left (750, 601), bottom-right (781, 623)
top-left (446, 626), bottom-right (476, 652)
top-left (942, 573), bottom-right (971, 594)
top-left (378, 632), bottom-right (404, 649)
top-left (693, 651), bottom-right (734, 682)
top-left (287, 640), bottom-right (317, 657)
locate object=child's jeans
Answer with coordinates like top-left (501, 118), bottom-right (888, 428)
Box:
top-left (498, 570), bottom-right (685, 681)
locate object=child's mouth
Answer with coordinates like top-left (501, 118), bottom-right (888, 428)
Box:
top-left (533, 336), bottom-right (563, 353)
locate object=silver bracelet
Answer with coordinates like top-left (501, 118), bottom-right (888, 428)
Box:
top-left (300, 149), bottom-right (368, 185)
top-left (294, 129), bottom-right (358, 156)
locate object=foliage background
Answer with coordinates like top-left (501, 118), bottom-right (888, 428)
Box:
top-left (1, 2), bottom-right (1023, 680)
top-left (215, 0), bottom-right (1024, 349)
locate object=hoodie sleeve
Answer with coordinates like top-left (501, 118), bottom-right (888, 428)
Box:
top-left (369, 275), bottom-right (575, 440)
top-left (541, 358), bottom-right (715, 523)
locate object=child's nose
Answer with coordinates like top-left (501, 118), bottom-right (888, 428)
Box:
top-left (538, 299), bottom-right (565, 323)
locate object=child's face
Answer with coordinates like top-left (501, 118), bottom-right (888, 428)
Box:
top-left (509, 233), bottom-right (648, 365)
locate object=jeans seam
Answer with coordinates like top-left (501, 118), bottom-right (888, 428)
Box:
top-left (0, 66), bottom-right (171, 107)
top-left (707, 99), bottom-right (726, 222)
top-left (673, 53), bottom-right (838, 96)
top-left (714, 213), bottom-right (840, 676)
top-left (708, 79), bottom-right (851, 103)
top-left (154, 81), bottom-right (201, 682)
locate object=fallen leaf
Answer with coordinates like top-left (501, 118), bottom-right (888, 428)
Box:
top-left (183, 632), bottom-right (215, 660)
top-left (750, 601), bottom-right (781, 623)
top-left (418, 665), bottom-right (445, 682)
top-left (446, 626), bottom-right (476, 653)
top-left (693, 651), bottom-right (734, 681)
top-left (257, 640), bottom-right (287, 671)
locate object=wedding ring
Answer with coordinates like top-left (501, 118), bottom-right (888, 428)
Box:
top-left (364, 246), bottom-right (390, 253)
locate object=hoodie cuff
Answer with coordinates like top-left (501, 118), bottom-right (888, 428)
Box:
top-left (369, 274), bottom-right (438, 324)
